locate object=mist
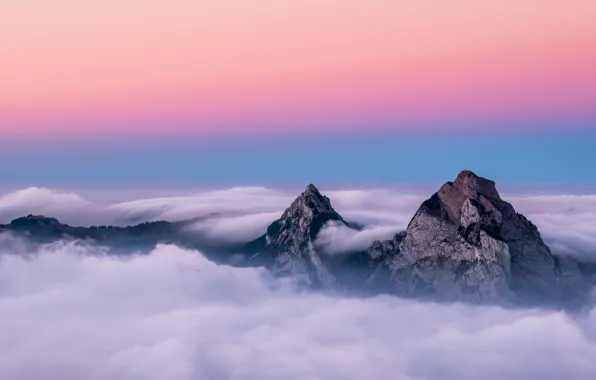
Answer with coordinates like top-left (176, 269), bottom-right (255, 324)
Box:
top-left (0, 235), bottom-right (595, 379)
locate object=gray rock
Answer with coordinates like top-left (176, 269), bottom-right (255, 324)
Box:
top-left (370, 170), bottom-right (589, 307)
top-left (248, 184), bottom-right (351, 288)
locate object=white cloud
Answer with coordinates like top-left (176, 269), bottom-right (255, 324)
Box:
top-left (0, 238), bottom-right (595, 379)
top-left (186, 211), bottom-right (280, 243)
top-left (0, 187), bottom-right (292, 227)
top-left (314, 221), bottom-right (400, 254)
top-left (327, 189), bottom-right (423, 226)
top-left (509, 194), bottom-right (596, 260)
top-left (0, 187), bottom-right (109, 225)
top-left (108, 187), bottom-right (292, 225)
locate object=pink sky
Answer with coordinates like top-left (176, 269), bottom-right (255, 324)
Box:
top-left (1, 0), bottom-right (595, 137)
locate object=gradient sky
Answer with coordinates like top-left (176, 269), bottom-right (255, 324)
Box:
top-left (1, 1), bottom-right (595, 184)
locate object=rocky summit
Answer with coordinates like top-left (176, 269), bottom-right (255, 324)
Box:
top-left (366, 170), bottom-right (589, 307)
top-left (247, 184), bottom-right (355, 288)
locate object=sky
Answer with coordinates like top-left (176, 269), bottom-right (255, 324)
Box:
top-left (1, 0), bottom-right (595, 184)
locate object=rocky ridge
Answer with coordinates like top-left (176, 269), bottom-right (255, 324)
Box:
top-left (246, 184), bottom-right (356, 287)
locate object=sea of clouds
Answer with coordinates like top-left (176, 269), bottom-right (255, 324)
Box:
top-left (1, 185), bottom-right (596, 379)
top-left (1, 239), bottom-right (596, 380)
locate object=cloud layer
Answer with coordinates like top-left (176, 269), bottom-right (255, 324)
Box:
top-left (1, 185), bottom-right (596, 259)
top-left (1, 238), bottom-right (596, 379)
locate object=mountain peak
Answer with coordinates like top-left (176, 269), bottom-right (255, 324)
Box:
top-left (261, 184), bottom-right (345, 248)
top-left (451, 170), bottom-right (500, 200)
top-left (284, 183), bottom-right (335, 218)
top-left (305, 183), bottom-right (320, 194)
top-left (247, 184), bottom-right (349, 287)
top-left (426, 171), bottom-right (501, 226)
top-left (389, 169), bottom-right (581, 306)
top-left (10, 215), bottom-right (62, 226)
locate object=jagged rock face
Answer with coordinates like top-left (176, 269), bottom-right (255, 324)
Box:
top-left (255, 184), bottom-right (348, 288)
top-left (265, 185), bottom-right (344, 249)
top-left (363, 231), bottom-right (405, 292)
top-left (376, 170), bottom-right (583, 306)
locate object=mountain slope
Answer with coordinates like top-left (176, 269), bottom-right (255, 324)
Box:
top-left (366, 170), bottom-right (589, 306)
top-left (246, 184), bottom-right (357, 287)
